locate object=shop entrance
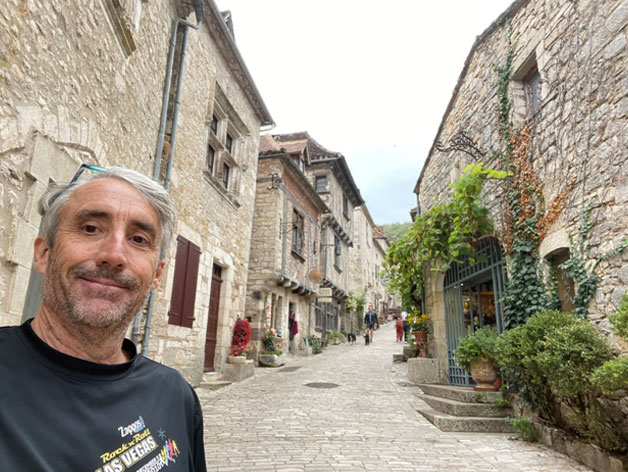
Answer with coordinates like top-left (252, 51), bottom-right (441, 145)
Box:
top-left (443, 237), bottom-right (507, 386)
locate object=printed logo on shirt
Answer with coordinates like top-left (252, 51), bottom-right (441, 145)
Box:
top-left (94, 417), bottom-right (182, 472)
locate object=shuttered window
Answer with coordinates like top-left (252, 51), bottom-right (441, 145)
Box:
top-left (168, 235), bottom-right (201, 328)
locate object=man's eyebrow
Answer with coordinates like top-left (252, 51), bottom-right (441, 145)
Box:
top-left (75, 209), bottom-right (110, 221)
top-left (75, 209), bottom-right (158, 240)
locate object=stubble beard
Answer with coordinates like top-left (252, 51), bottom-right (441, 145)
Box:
top-left (42, 253), bottom-right (148, 335)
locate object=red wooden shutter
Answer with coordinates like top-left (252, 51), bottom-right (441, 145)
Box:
top-left (181, 242), bottom-right (201, 328)
top-left (168, 235), bottom-right (201, 328)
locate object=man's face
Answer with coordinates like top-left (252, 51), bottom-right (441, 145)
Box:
top-left (34, 178), bottom-right (165, 331)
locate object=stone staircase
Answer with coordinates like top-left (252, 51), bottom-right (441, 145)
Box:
top-left (200, 372), bottom-right (232, 392)
top-left (414, 384), bottom-right (514, 433)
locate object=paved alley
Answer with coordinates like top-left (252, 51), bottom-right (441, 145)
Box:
top-left (198, 323), bottom-right (592, 472)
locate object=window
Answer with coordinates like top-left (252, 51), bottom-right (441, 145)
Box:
top-left (225, 133), bottom-right (233, 154)
top-left (343, 194), bottom-right (350, 219)
top-left (547, 249), bottom-right (575, 313)
top-left (101, 0), bottom-right (137, 57)
top-left (334, 235), bottom-right (341, 268)
top-left (222, 162), bottom-right (230, 189)
top-left (291, 154), bottom-right (305, 172)
top-left (292, 210), bottom-right (304, 255)
top-left (523, 66), bottom-right (542, 116)
top-left (207, 144), bottom-right (215, 174)
top-left (315, 175), bottom-right (327, 193)
top-left (168, 235), bottom-right (201, 328)
top-left (210, 114), bottom-right (218, 134)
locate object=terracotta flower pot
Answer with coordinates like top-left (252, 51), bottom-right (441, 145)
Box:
top-left (470, 358), bottom-right (498, 391)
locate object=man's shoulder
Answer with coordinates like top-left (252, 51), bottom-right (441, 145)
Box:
top-left (134, 356), bottom-right (196, 394)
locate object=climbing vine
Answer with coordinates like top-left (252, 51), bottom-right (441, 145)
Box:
top-left (495, 32), bottom-right (552, 329)
top-left (383, 163), bottom-right (506, 311)
top-left (559, 202), bottom-right (628, 318)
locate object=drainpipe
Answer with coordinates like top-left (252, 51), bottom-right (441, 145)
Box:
top-left (132, 1), bottom-right (204, 353)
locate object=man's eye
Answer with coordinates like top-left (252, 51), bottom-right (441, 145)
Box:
top-left (83, 225), bottom-right (98, 234)
top-left (131, 235), bottom-right (149, 245)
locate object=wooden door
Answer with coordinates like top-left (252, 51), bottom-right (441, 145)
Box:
top-left (204, 264), bottom-right (222, 372)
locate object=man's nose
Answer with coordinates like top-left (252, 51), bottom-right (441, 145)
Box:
top-left (97, 231), bottom-right (128, 268)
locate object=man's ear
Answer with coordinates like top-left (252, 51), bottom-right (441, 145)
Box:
top-left (33, 236), bottom-right (50, 275)
top-left (151, 261), bottom-right (166, 290)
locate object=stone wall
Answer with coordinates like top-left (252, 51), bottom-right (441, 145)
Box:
top-left (417, 0), bottom-right (628, 337)
top-left (0, 0), bottom-right (267, 386)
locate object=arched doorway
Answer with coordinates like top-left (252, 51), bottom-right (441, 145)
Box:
top-left (443, 237), bottom-right (507, 386)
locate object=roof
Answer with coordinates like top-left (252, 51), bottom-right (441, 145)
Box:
top-left (273, 131), bottom-right (365, 206)
top-left (413, 0), bottom-right (527, 193)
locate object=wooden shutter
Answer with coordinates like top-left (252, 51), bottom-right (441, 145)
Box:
top-left (168, 235), bottom-right (201, 328)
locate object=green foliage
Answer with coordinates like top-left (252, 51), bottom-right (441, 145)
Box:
top-left (609, 292), bottom-right (628, 339)
top-left (326, 330), bottom-right (344, 341)
top-left (503, 249), bottom-right (551, 328)
top-left (380, 222), bottom-right (413, 239)
top-left (307, 335), bottom-right (322, 355)
top-left (346, 292), bottom-right (366, 330)
top-left (383, 163), bottom-right (505, 312)
top-left (494, 310), bottom-right (615, 421)
top-left (508, 415), bottom-right (538, 442)
top-left (590, 356), bottom-right (628, 395)
top-left (493, 395), bottom-right (511, 408)
top-left (453, 326), bottom-right (499, 372)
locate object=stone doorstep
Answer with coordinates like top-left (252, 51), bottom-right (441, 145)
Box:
top-left (199, 380), bottom-right (232, 391)
top-left (418, 383), bottom-right (504, 403)
top-left (419, 393), bottom-right (512, 418)
top-left (416, 405), bottom-right (515, 433)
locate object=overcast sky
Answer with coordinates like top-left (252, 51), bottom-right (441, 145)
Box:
top-left (216, 0), bottom-right (515, 224)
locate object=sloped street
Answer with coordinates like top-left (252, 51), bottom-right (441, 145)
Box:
top-left (198, 323), bottom-right (592, 471)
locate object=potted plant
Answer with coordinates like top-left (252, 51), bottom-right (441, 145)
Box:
top-left (327, 330), bottom-right (344, 345)
top-left (453, 326), bottom-right (499, 391)
top-left (228, 317), bottom-right (251, 364)
top-left (259, 326), bottom-right (286, 367)
top-left (407, 311), bottom-right (430, 343)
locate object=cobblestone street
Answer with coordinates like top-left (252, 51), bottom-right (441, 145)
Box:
top-left (198, 323), bottom-right (592, 471)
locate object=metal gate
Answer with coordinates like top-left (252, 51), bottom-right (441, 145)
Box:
top-left (444, 237), bottom-right (507, 386)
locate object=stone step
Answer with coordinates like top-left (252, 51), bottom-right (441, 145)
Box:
top-left (418, 393), bottom-right (511, 418)
top-left (418, 384), bottom-right (504, 404)
top-left (200, 380), bottom-right (232, 391)
top-left (415, 404), bottom-right (515, 433)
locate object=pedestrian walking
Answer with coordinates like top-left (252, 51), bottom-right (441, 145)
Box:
top-left (401, 310), bottom-right (410, 341)
top-left (395, 315), bottom-right (404, 341)
top-left (364, 305), bottom-right (378, 343)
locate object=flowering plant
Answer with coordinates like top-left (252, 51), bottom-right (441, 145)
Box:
top-left (407, 311), bottom-right (431, 332)
top-left (230, 319), bottom-right (251, 356)
top-left (261, 326), bottom-right (279, 353)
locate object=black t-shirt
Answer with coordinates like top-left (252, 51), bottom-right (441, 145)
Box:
top-left (0, 321), bottom-right (207, 472)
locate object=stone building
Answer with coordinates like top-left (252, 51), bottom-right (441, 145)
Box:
top-left (0, 0), bottom-right (273, 385)
top-left (414, 0), bottom-right (628, 384)
top-left (270, 132), bottom-right (364, 338)
top-left (349, 206), bottom-right (392, 326)
top-left (244, 134), bottom-right (327, 356)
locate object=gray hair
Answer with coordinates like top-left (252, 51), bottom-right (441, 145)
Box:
top-left (39, 167), bottom-right (176, 262)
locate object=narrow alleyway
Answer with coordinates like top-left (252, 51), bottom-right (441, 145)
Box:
top-left (198, 323), bottom-right (592, 471)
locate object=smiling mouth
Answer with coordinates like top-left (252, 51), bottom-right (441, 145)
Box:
top-left (80, 277), bottom-right (128, 290)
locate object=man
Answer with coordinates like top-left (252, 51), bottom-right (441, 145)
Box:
top-left (364, 304), bottom-right (378, 343)
top-left (0, 167), bottom-right (207, 471)
top-left (401, 310), bottom-right (409, 341)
